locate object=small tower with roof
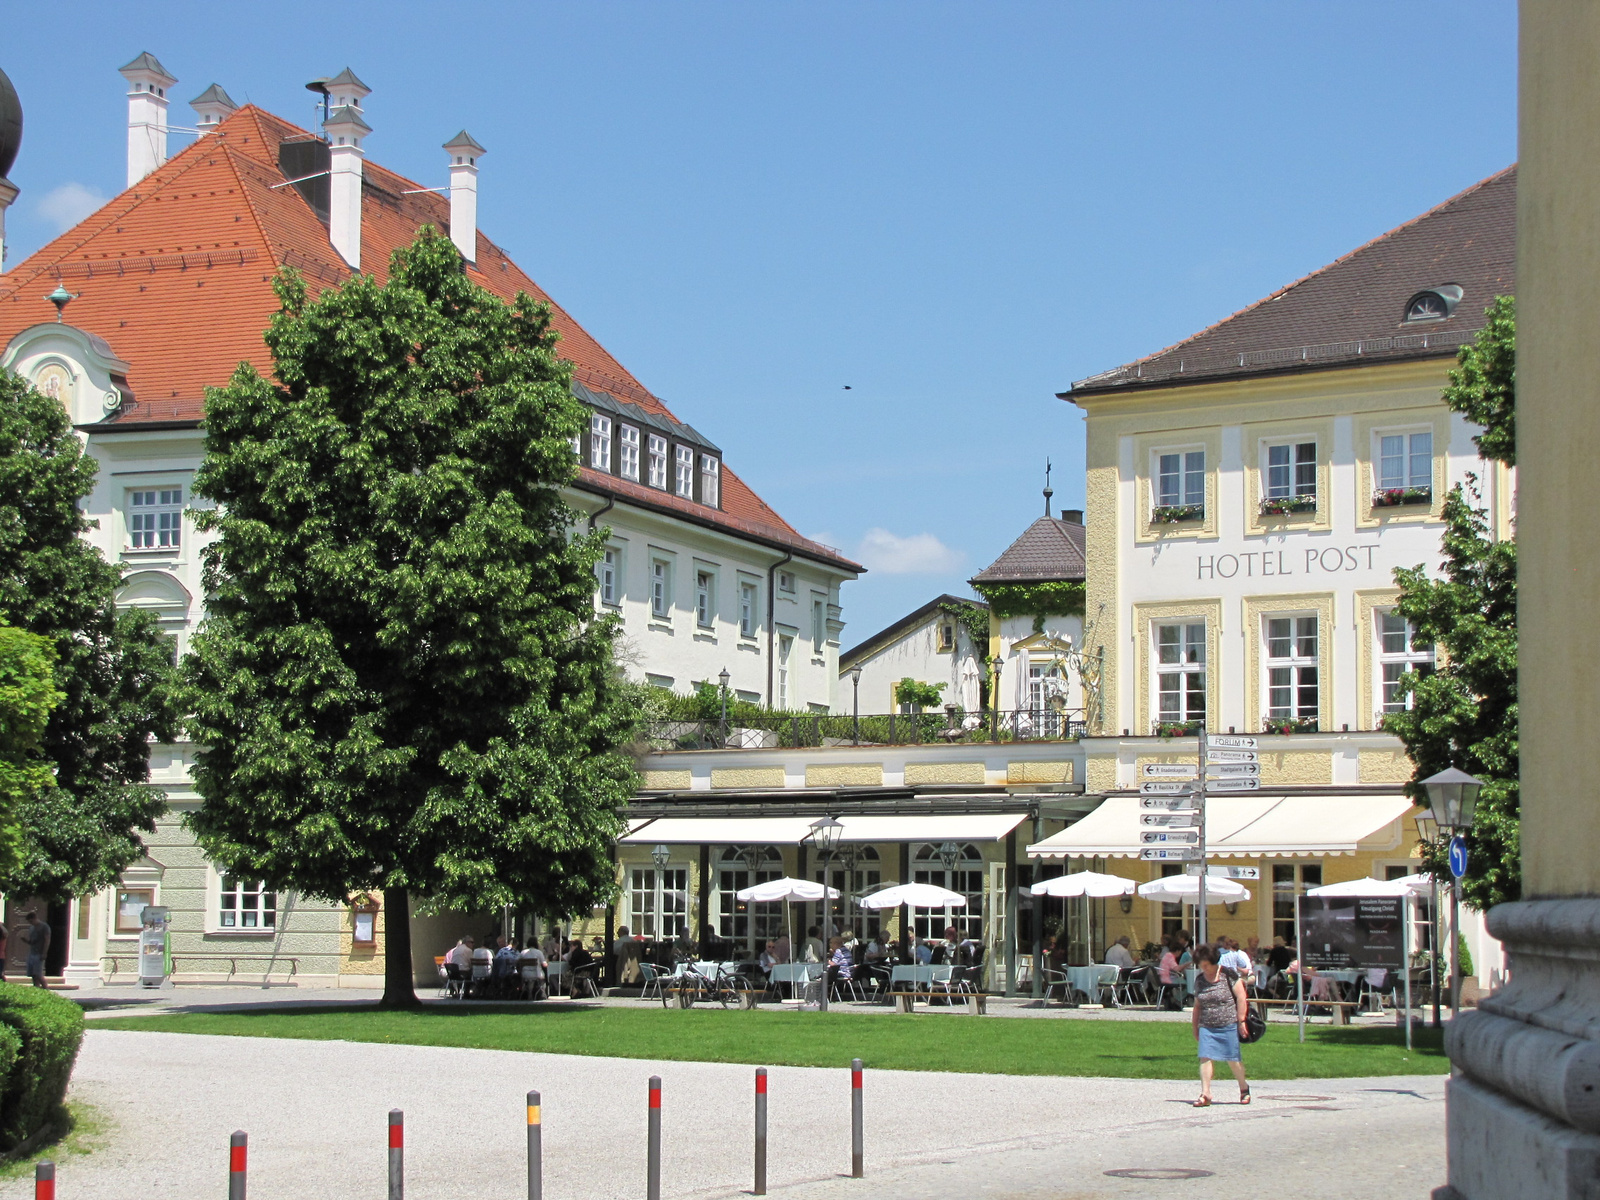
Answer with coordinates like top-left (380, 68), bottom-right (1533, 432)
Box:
top-left (118, 51), bottom-right (177, 187)
top-left (443, 131), bottom-right (485, 263)
top-left (190, 84), bottom-right (238, 136)
top-left (321, 69), bottom-right (371, 271)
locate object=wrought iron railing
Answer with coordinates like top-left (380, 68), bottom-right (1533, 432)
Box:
top-left (644, 708), bottom-right (1087, 752)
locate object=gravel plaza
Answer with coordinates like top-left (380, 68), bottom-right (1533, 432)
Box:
top-left (17, 986), bottom-right (1448, 1200)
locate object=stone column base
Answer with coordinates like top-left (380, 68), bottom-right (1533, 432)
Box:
top-left (1442, 898), bottom-right (1600, 1199)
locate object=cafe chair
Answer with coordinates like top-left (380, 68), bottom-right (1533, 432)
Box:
top-left (442, 962), bottom-right (466, 999)
top-left (520, 964), bottom-right (547, 1001)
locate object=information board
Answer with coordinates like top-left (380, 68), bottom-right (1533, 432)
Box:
top-left (1296, 895), bottom-right (1406, 970)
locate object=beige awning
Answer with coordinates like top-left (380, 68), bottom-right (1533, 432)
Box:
top-left (621, 812), bottom-right (1029, 846)
top-left (1025, 794), bottom-right (1416, 858)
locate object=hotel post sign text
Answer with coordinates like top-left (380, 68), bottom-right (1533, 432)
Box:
top-left (1196, 544), bottom-right (1381, 581)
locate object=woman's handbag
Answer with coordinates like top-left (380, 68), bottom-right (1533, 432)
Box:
top-left (1241, 1000), bottom-right (1267, 1043)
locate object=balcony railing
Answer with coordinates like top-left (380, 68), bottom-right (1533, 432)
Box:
top-left (644, 708), bottom-right (1088, 752)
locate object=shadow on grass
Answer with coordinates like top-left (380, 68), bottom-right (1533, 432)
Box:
top-left (0, 1102), bottom-right (109, 1179)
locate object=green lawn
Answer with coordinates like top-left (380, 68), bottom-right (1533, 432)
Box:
top-left (89, 1004), bottom-right (1447, 1080)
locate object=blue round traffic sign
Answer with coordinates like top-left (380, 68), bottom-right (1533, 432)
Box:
top-left (1448, 836), bottom-right (1469, 880)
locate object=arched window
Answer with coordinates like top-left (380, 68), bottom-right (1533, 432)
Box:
top-left (912, 843), bottom-right (985, 940)
top-left (814, 844), bottom-right (883, 940)
top-left (1403, 284), bottom-right (1463, 323)
top-left (717, 846), bottom-right (784, 952)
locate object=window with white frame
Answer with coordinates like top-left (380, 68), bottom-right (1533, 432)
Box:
top-left (1155, 622), bottom-right (1206, 726)
top-left (1378, 431), bottom-right (1432, 491)
top-left (218, 873), bottom-right (276, 929)
top-left (619, 425), bottom-right (641, 482)
top-left (700, 455), bottom-right (719, 507)
top-left (911, 843), bottom-right (983, 940)
top-left (739, 581), bottom-right (757, 637)
top-left (129, 487), bottom-right (183, 549)
top-left (648, 435), bottom-right (668, 489)
top-left (718, 846), bottom-right (784, 952)
top-left (651, 560), bottom-right (670, 619)
top-left (777, 635), bottom-right (793, 708)
top-left (1157, 450), bottom-right (1205, 509)
top-left (695, 571), bottom-right (714, 628)
top-left (1265, 441), bottom-right (1317, 499)
top-left (629, 865), bottom-right (688, 939)
top-left (589, 413), bottom-right (612, 471)
top-left (598, 548), bottom-right (619, 606)
top-left (1377, 610), bottom-right (1434, 715)
top-left (778, 570), bottom-right (795, 593)
top-left (811, 598), bottom-right (826, 653)
top-left (675, 445), bottom-right (695, 498)
top-left (1265, 615), bottom-right (1319, 723)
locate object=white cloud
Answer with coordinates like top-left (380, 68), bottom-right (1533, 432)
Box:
top-left (36, 183), bottom-right (109, 234)
top-left (854, 528), bottom-right (963, 575)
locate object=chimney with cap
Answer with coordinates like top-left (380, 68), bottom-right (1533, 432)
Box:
top-left (443, 131), bottom-right (485, 263)
top-left (190, 84), bottom-right (237, 136)
top-left (118, 52), bottom-right (176, 187)
top-left (321, 68), bottom-right (370, 271)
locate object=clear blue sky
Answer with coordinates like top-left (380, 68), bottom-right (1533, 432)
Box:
top-left (5, 2), bottom-right (1517, 643)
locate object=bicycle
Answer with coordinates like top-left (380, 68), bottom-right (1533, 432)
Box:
top-left (661, 960), bottom-right (754, 1008)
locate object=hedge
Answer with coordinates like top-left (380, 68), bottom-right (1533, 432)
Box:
top-left (0, 984), bottom-right (84, 1152)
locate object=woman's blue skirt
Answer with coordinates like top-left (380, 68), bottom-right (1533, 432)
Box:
top-left (1197, 1024), bottom-right (1241, 1062)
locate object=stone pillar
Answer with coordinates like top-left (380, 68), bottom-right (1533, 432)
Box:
top-left (1438, 4), bottom-right (1600, 1197)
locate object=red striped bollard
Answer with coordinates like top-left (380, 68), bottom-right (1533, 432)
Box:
top-left (34, 1161), bottom-right (54, 1200)
top-left (647, 1075), bottom-right (662, 1200)
top-left (228, 1131), bottom-right (247, 1200)
top-left (388, 1109), bottom-right (403, 1200)
top-left (754, 1068), bottom-right (768, 1195)
top-left (850, 1059), bottom-right (863, 1178)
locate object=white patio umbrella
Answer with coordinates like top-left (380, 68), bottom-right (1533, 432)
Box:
top-left (1136, 875), bottom-right (1251, 905)
top-left (1305, 876), bottom-right (1423, 898)
top-left (1031, 870), bottom-right (1137, 898)
top-left (734, 877), bottom-right (839, 964)
top-left (958, 655), bottom-right (981, 712)
top-left (857, 882), bottom-right (968, 909)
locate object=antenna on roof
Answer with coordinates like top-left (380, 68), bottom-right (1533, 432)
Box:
top-left (305, 78), bottom-right (331, 132)
top-left (1043, 458), bottom-right (1053, 517)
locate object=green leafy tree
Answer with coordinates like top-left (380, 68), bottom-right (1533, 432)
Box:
top-left (0, 627), bottom-right (65, 878)
top-left (1384, 297), bottom-right (1517, 909)
top-left (893, 678), bottom-right (946, 710)
top-left (0, 370), bottom-right (174, 900)
top-left (182, 229), bottom-right (637, 1006)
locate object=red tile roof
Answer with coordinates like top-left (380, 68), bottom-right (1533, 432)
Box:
top-left (1069, 166), bottom-right (1516, 397)
top-left (0, 105), bottom-right (858, 572)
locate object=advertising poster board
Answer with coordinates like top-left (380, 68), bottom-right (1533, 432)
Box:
top-left (1297, 895), bottom-right (1406, 970)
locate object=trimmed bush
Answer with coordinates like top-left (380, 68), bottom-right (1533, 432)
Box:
top-left (0, 984), bottom-right (84, 1151)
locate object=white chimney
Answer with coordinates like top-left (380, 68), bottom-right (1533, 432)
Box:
top-left (320, 69), bottom-right (371, 272)
top-left (190, 84), bottom-right (238, 136)
top-left (118, 52), bottom-right (177, 187)
top-left (442, 131), bottom-right (485, 263)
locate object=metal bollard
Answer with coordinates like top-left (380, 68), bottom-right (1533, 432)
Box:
top-left (850, 1059), bottom-right (863, 1178)
top-left (647, 1075), bottom-right (662, 1200)
top-left (34, 1160), bottom-right (54, 1200)
top-left (754, 1068), bottom-right (768, 1196)
top-left (388, 1109), bottom-right (403, 1200)
top-left (527, 1090), bottom-right (542, 1200)
top-left (229, 1131), bottom-right (247, 1200)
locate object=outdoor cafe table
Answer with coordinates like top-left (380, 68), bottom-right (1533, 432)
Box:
top-left (1064, 965), bottom-right (1119, 1004)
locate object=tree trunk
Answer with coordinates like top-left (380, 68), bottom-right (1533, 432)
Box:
top-left (381, 885), bottom-right (419, 1008)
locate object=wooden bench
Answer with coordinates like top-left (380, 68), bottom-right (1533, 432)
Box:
top-left (1251, 998), bottom-right (1361, 1026)
top-left (888, 988), bottom-right (986, 1015)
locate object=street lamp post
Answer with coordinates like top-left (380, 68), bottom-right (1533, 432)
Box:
top-left (849, 665), bottom-right (862, 745)
top-left (1414, 809), bottom-right (1443, 1029)
top-left (651, 844), bottom-right (672, 947)
top-left (718, 667), bottom-right (731, 746)
top-left (937, 841), bottom-right (961, 943)
top-left (808, 817), bottom-right (843, 1011)
top-left (1420, 768), bottom-right (1483, 1021)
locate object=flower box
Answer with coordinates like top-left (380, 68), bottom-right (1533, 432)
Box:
top-left (1259, 495), bottom-right (1317, 516)
top-left (1261, 715), bottom-right (1318, 735)
top-left (1152, 503), bottom-right (1204, 524)
top-left (1372, 486), bottom-right (1432, 508)
top-left (1153, 719), bottom-right (1202, 738)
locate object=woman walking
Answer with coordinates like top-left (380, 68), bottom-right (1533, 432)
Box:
top-left (1190, 942), bottom-right (1251, 1107)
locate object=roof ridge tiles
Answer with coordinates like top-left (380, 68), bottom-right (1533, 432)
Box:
top-left (1070, 164), bottom-right (1516, 395)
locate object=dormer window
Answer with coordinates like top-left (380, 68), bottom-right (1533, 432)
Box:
top-left (619, 425), bottom-right (640, 482)
top-left (675, 446), bottom-right (695, 498)
top-left (700, 455), bottom-right (720, 508)
top-left (648, 435), bottom-right (668, 489)
top-left (1404, 284), bottom-right (1463, 323)
top-left (590, 413), bottom-right (612, 471)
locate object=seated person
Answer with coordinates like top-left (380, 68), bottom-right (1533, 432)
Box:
top-left (518, 939), bottom-right (548, 998)
top-left (565, 938), bottom-right (595, 994)
top-left (1104, 936), bottom-right (1136, 970)
top-left (825, 936), bottom-right (854, 997)
top-left (1157, 939), bottom-right (1181, 984)
top-left (772, 934), bottom-right (791, 964)
top-left (446, 936), bottom-right (473, 972)
top-left (759, 940), bottom-right (780, 973)
top-left (912, 936), bottom-right (933, 965)
top-left (863, 936), bottom-right (888, 963)
top-left (492, 935), bottom-right (520, 991)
